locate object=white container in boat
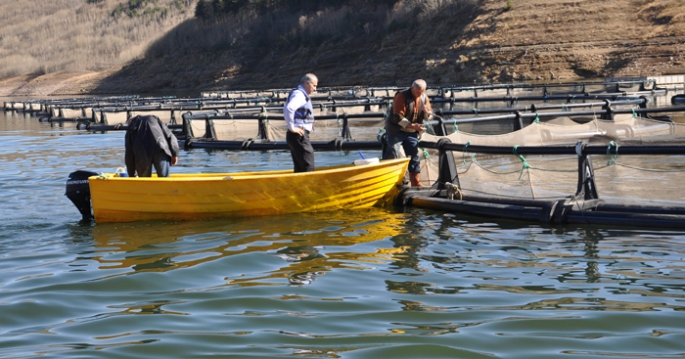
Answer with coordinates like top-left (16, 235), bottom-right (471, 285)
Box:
top-left (115, 167), bottom-right (128, 177)
top-left (354, 158), bottom-right (379, 166)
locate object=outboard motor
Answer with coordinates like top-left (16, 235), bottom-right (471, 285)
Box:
top-left (65, 170), bottom-right (98, 222)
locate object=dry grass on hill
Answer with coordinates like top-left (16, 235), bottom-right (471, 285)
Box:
top-left (0, 0), bottom-right (195, 78)
top-left (1, 0), bottom-right (684, 96)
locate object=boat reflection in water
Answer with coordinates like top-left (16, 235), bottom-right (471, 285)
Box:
top-left (91, 207), bottom-right (409, 286)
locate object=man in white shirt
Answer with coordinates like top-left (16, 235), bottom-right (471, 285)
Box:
top-left (283, 73), bottom-right (318, 172)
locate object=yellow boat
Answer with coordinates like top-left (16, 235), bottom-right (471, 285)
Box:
top-left (66, 158), bottom-right (409, 223)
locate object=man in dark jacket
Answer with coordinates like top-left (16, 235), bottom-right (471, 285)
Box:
top-left (125, 115), bottom-right (179, 177)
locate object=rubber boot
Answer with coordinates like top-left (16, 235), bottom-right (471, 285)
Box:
top-left (409, 172), bottom-right (424, 187)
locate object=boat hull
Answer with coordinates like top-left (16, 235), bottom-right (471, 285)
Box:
top-left (89, 158), bottom-right (410, 223)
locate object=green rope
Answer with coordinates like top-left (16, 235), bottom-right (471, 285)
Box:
top-left (533, 113), bottom-right (540, 123)
top-left (421, 148), bottom-right (430, 159)
top-left (377, 127), bottom-right (385, 142)
top-left (606, 141), bottom-right (619, 165)
top-left (452, 118), bottom-right (458, 133)
top-left (423, 119), bottom-right (435, 135)
top-left (631, 107), bottom-right (641, 119)
top-left (462, 141), bottom-right (471, 164)
top-left (513, 145), bottom-right (531, 179)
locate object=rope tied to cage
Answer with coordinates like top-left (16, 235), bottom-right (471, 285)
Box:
top-left (376, 127), bottom-right (385, 143)
top-left (462, 141), bottom-right (471, 164)
top-left (606, 141), bottom-right (620, 165)
top-left (423, 119), bottom-right (435, 136)
top-left (513, 145), bottom-right (531, 179)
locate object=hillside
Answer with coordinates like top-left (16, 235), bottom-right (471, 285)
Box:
top-left (1, 0), bottom-right (684, 96)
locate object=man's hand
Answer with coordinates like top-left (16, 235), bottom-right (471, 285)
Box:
top-left (290, 128), bottom-right (305, 136)
top-left (171, 156), bottom-right (178, 166)
top-left (408, 123), bottom-right (426, 132)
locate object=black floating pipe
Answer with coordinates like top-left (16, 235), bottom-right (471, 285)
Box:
top-left (402, 193), bottom-right (685, 229)
top-left (595, 203), bottom-right (685, 215)
top-left (84, 124), bottom-right (183, 132)
top-left (409, 196), bottom-right (553, 223)
top-left (183, 139), bottom-right (382, 151)
top-left (421, 142), bottom-right (685, 156)
top-left (673, 94), bottom-right (685, 105)
top-left (565, 211), bottom-right (685, 229)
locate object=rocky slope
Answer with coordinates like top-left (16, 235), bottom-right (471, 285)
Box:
top-left (2, 0), bottom-right (684, 96)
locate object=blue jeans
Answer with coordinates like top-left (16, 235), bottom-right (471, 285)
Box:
top-left (383, 130), bottom-right (421, 173)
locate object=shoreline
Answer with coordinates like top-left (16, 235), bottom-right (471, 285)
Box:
top-left (2, 71), bottom-right (684, 100)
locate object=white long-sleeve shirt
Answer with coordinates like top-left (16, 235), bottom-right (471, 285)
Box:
top-left (283, 85), bottom-right (314, 132)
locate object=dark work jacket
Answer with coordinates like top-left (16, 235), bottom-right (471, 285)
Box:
top-left (385, 88), bottom-right (429, 135)
top-left (125, 115), bottom-right (179, 176)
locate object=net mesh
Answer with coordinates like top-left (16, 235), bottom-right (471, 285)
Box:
top-left (418, 114), bottom-right (685, 205)
top-left (212, 118), bottom-right (261, 140)
top-left (265, 108), bottom-right (385, 142)
top-left (102, 112), bottom-right (129, 125)
top-left (129, 110), bottom-right (176, 124)
top-left (60, 108), bottom-right (85, 118)
top-left (187, 118), bottom-right (210, 138)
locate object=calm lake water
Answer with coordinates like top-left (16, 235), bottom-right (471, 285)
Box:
top-left (2, 97), bottom-right (685, 359)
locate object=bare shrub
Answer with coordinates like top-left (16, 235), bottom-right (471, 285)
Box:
top-left (388, 0), bottom-right (481, 24)
top-left (0, 0), bottom-right (196, 78)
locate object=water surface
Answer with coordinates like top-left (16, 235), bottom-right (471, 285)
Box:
top-left (1, 100), bottom-right (685, 359)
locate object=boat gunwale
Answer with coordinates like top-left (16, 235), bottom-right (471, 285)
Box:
top-left (89, 158), bottom-right (410, 182)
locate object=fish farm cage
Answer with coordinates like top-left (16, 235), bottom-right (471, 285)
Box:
top-left (5, 78), bottom-right (685, 229)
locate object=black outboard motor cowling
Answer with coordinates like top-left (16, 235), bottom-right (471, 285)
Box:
top-left (65, 170), bottom-right (98, 222)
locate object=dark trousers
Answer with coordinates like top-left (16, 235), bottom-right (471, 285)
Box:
top-left (139, 152), bottom-right (171, 177)
top-left (286, 130), bottom-right (315, 173)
